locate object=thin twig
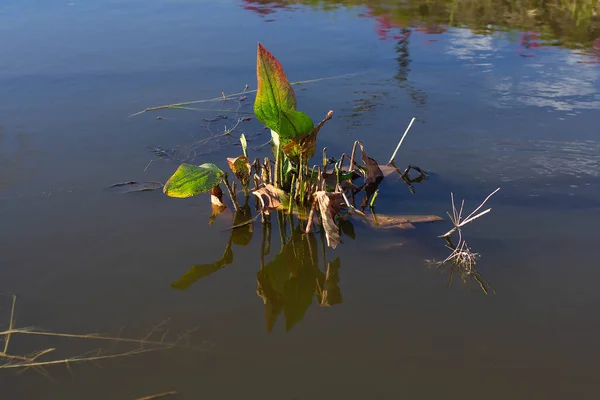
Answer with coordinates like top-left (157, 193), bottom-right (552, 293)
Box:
top-left (2, 295), bottom-right (17, 354)
top-left (0, 329), bottom-right (205, 350)
top-left (223, 173), bottom-right (240, 212)
top-left (1, 348), bottom-right (159, 369)
top-left (136, 390), bottom-right (178, 400)
top-left (388, 117), bottom-right (416, 164)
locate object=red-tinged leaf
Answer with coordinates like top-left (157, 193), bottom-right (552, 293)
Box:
top-left (254, 43), bottom-right (297, 133)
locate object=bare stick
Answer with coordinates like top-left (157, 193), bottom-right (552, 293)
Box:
top-left (3, 295), bottom-right (16, 354)
top-left (388, 117), bottom-right (416, 164)
top-left (0, 329), bottom-right (205, 350)
top-left (136, 391), bottom-right (178, 400)
top-left (0, 348), bottom-right (159, 369)
top-left (223, 173), bottom-right (240, 212)
top-left (462, 188), bottom-right (500, 224)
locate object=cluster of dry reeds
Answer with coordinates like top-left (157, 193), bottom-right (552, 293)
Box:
top-left (1, 295), bottom-right (210, 376)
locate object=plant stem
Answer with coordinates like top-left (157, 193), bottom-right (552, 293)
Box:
top-left (369, 189), bottom-right (379, 208)
top-left (223, 173), bottom-right (240, 212)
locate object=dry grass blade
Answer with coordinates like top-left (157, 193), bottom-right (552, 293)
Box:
top-left (136, 390), bottom-right (177, 400)
top-left (440, 188), bottom-right (500, 238)
top-left (0, 296), bottom-right (209, 371)
top-left (0, 329), bottom-right (205, 350)
top-left (1, 348), bottom-right (159, 369)
top-left (430, 188), bottom-right (500, 295)
top-left (2, 294), bottom-right (16, 354)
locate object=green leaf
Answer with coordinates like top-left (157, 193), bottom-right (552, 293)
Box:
top-left (254, 43), bottom-right (297, 133)
top-left (163, 163), bottom-right (224, 198)
top-left (278, 109), bottom-right (314, 140)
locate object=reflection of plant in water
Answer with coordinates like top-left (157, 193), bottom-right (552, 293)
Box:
top-left (257, 217), bottom-right (343, 332)
top-left (393, 27), bottom-right (428, 107)
top-left (171, 207), bottom-right (346, 332)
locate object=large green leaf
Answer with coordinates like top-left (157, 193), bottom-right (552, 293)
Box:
top-left (163, 163), bottom-right (224, 198)
top-left (254, 43), bottom-right (297, 133)
top-left (278, 109), bottom-right (314, 140)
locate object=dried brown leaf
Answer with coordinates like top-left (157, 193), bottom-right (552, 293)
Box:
top-left (252, 184), bottom-right (287, 214)
top-left (227, 156), bottom-right (252, 188)
top-left (209, 184), bottom-right (226, 207)
top-left (367, 214), bottom-right (443, 229)
top-left (314, 191), bottom-right (343, 249)
top-left (378, 165), bottom-right (400, 177)
top-left (356, 143), bottom-right (384, 207)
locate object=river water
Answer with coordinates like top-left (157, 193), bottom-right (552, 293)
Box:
top-left (1, 1), bottom-right (599, 399)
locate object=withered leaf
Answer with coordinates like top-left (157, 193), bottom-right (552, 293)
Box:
top-left (314, 191), bottom-right (343, 249)
top-left (252, 184), bottom-right (287, 214)
top-left (227, 156), bottom-right (252, 188)
top-left (209, 184), bottom-right (226, 207)
top-left (378, 164), bottom-right (400, 178)
top-left (359, 144), bottom-right (384, 205)
top-left (281, 110), bottom-right (333, 163)
top-left (366, 214), bottom-right (444, 229)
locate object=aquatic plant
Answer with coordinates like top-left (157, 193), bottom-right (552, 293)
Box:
top-left (122, 43), bottom-right (499, 323)
top-left (160, 43), bottom-right (432, 249)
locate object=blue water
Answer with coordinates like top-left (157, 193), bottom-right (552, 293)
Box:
top-left (1, 1), bottom-right (599, 399)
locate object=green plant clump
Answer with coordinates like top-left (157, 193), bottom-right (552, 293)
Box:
top-left (161, 43), bottom-right (431, 248)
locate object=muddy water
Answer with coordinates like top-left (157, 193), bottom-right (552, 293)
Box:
top-left (1, 1), bottom-right (599, 399)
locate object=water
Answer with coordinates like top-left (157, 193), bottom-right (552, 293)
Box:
top-left (1, 1), bottom-right (600, 398)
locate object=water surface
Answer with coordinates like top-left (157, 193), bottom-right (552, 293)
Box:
top-left (1, 1), bottom-right (600, 399)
